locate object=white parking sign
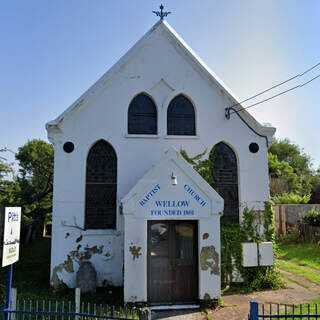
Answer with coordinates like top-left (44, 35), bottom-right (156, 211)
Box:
top-left (2, 207), bottom-right (21, 267)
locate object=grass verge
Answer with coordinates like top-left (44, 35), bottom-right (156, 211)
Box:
top-left (281, 275), bottom-right (310, 289)
top-left (277, 259), bottom-right (320, 286)
top-left (277, 242), bottom-right (320, 271)
top-left (282, 296), bottom-right (320, 317)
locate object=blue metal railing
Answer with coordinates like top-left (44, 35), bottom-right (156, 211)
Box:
top-left (249, 300), bottom-right (320, 319)
top-left (0, 299), bottom-right (145, 320)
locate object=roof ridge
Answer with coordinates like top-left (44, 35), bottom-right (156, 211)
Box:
top-left (46, 19), bottom-right (275, 143)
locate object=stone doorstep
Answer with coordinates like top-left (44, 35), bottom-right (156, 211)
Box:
top-left (150, 305), bottom-right (200, 311)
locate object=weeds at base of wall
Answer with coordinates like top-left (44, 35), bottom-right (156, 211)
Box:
top-left (199, 298), bottom-right (220, 317)
top-left (221, 203), bottom-right (285, 292)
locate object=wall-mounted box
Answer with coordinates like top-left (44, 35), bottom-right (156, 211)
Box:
top-left (242, 242), bottom-right (258, 267)
top-left (242, 242), bottom-right (274, 267)
top-left (259, 242), bottom-right (274, 266)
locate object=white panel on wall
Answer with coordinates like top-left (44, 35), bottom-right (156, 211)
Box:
top-left (259, 242), bottom-right (274, 266)
top-left (242, 242), bottom-right (258, 267)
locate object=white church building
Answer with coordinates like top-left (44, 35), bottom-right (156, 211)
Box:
top-left (46, 15), bottom-right (275, 305)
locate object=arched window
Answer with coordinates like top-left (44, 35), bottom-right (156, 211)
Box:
top-left (211, 142), bottom-right (239, 223)
top-left (128, 93), bottom-right (157, 134)
top-left (85, 140), bottom-right (117, 229)
top-left (167, 95), bottom-right (195, 135)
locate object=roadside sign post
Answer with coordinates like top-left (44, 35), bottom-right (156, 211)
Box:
top-left (2, 207), bottom-right (21, 320)
top-left (5, 264), bottom-right (13, 316)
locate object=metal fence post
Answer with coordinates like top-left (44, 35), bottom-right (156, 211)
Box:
top-left (10, 288), bottom-right (17, 320)
top-left (75, 288), bottom-right (80, 320)
top-left (2, 300), bottom-right (6, 320)
top-left (250, 300), bottom-right (258, 320)
top-left (5, 265), bottom-right (13, 320)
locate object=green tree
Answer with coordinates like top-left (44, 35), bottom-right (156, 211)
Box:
top-left (269, 138), bottom-right (312, 176)
top-left (13, 139), bottom-right (54, 238)
top-left (268, 152), bottom-right (302, 196)
top-left (268, 138), bottom-right (317, 197)
top-left (0, 149), bottom-right (15, 202)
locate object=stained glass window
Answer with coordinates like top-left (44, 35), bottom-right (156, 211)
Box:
top-left (85, 140), bottom-right (117, 229)
top-left (167, 95), bottom-right (195, 136)
top-left (211, 142), bottom-right (239, 223)
top-left (128, 93), bottom-right (157, 134)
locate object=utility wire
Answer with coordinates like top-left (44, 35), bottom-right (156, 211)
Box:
top-left (230, 61), bottom-right (320, 108)
top-left (229, 73), bottom-right (320, 115)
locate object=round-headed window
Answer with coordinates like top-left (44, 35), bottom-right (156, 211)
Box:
top-left (128, 93), bottom-right (157, 134)
top-left (167, 95), bottom-right (195, 136)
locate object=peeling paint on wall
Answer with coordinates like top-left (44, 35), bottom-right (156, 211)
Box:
top-left (202, 233), bottom-right (209, 240)
top-left (51, 245), bottom-right (105, 288)
top-left (76, 235), bottom-right (83, 243)
top-left (51, 255), bottom-right (74, 288)
top-left (129, 246), bottom-right (142, 260)
top-left (64, 255), bottom-right (74, 273)
top-left (104, 251), bottom-right (113, 261)
top-left (200, 246), bottom-right (220, 275)
top-left (69, 245), bottom-right (104, 264)
top-left (65, 233), bottom-right (70, 239)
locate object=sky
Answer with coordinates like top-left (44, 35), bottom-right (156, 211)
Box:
top-left (1, 1), bottom-right (320, 169)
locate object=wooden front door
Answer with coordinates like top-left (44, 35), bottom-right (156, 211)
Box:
top-left (147, 220), bottom-right (198, 304)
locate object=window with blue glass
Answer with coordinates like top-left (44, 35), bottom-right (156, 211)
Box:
top-left (128, 93), bottom-right (157, 134)
top-left (167, 95), bottom-right (195, 136)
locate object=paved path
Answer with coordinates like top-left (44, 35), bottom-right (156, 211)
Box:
top-left (150, 266), bottom-right (320, 319)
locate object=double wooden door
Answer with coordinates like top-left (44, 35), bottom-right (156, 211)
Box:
top-left (147, 220), bottom-right (198, 304)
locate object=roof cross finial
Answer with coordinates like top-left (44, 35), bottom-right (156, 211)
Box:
top-left (153, 4), bottom-right (171, 20)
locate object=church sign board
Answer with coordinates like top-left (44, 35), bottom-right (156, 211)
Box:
top-left (2, 207), bottom-right (21, 267)
top-left (134, 170), bottom-right (211, 220)
top-left (138, 183), bottom-right (208, 218)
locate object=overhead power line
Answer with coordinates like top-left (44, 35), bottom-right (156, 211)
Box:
top-left (230, 61), bottom-right (320, 109)
top-left (228, 73), bottom-right (320, 115)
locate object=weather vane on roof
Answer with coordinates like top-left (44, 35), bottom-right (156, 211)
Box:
top-left (153, 4), bottom-right (171, 20)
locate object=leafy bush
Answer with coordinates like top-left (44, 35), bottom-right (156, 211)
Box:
top-left (278, 227), bottom-right (301, 244)
top-left (221, 204), bottom-right (284, 291)
top-left (272, 192), bottom-right (310, 204)
top-left (301, 208), bottom-right (320, 227)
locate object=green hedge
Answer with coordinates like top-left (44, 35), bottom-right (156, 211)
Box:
top-left (272, 192), bottom-right (310, 204)
top-left (301, 208), bottom-right (320, 227)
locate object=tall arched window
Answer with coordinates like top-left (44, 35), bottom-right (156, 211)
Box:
top-left (211, 142), bottom-right (239, 223)
top-left (85, 140), bottom-right (117, 229)
top-left (167, 95), bottom-right (195, 135)
top-left (128, 93), bottom-right (157, 134)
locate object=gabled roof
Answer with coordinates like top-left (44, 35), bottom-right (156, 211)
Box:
top-left (46, 19), bottom-right (275, 143)
top-left (121, 146), bottom-right (224, 215)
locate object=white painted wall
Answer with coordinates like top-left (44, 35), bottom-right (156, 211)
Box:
top-left (47, 21), bottom-right (273, 292)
